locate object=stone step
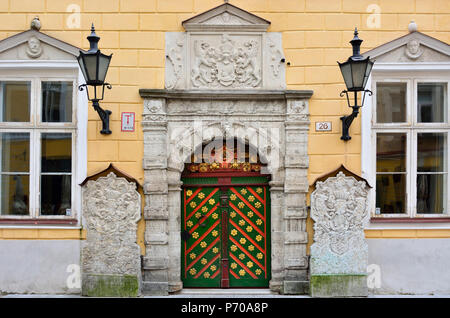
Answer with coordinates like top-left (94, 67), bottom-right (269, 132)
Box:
top-left (178, 288), bottom-right (275, 295)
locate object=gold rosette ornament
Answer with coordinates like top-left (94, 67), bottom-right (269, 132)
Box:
top-left (210, 162), bottom-right (221, 170)
top-left (199, 163), bottom-right (209, 173)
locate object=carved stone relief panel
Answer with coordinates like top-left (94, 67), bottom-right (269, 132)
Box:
top-left (190, 33), bottom-right (263, 89)
top-left (82, 172), bottom-right (141, 275)
top-left (165, 31), bottom-right (286, 90)
top-left (81, 172), bottom-right (142, 296)
top-left (165, 33), bottom-right (186, 90)
top-left (310, 172), bottom-right (370, 275)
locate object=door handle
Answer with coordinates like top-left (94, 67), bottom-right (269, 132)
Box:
top-left (181, 230), bottom-right (191, 241)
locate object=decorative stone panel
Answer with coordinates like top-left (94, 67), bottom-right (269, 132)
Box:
top-left (81, 172), bottom-right (141, 297)
top-left (310, 169), bottom-right (371, 297)
top-left (165, 3), bottom-right (286, 91)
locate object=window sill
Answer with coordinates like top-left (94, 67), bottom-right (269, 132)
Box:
top-left (371, 217), bottom-right (450, 223)
top-left (0, 218), bottom-right (78, 225)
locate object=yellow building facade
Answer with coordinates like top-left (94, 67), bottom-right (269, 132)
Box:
top-left (0, 0), bottom-right (449, 296)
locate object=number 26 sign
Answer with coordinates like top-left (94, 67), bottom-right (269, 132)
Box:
top-left (315, 121), bottom-right (332, 132)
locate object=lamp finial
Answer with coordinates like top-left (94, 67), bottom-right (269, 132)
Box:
top-left (87, 23), bottom-right (100, 53)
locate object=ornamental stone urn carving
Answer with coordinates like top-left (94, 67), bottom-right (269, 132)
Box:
top-left (310, 166), bottom-right (371, 297)
top-left (81, 166), bottom-right (142, 297)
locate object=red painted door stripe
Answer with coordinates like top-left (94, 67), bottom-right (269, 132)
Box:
top-left (185, 188), bottom-right (219, 221)
top-left (246, 187), bottom-right (265, 204)
top-left (230, 188), bottom-right (265, 221)
top-left (229, 201), bottom-right (265, 238)
top-left (188, 202), bottom-right (219, 234)
top-left (229, 236), bottom-right (265, 271)
top-left (186, 219), bottom-right (221, 255)
top-left (229, 219), bottom-right (265, 255)
top-left (194, 254), bottom-right (221, 279)
top-left (229, 253), bottom-right (258, 279)
top-left (185, 188), bottom-right (203, 205)
top-left (186, 236), bottom-right (221, 273)
top-left (230, 269), bottom-right (240, 279)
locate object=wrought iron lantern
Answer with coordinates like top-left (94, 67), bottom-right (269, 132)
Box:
top-left (338, 28), bottom-right (375, 141)
top-left (77, 24), bottom-right (113, 134)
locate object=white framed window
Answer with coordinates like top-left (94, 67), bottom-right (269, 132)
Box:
top-left (0, 67), bottom-right (84, 223)
top-left (370, 74), bottom-right (450, 219)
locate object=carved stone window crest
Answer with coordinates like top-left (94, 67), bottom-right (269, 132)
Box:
top-left (26, 36), bottom-right (43, 59)
top-left (405, 39), bottom-right (423, 60)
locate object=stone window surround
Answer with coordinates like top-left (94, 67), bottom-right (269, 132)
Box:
top-left (360, 31), bottom-right (450, 227)
top-left (140, 89), bottom-right (313, 295)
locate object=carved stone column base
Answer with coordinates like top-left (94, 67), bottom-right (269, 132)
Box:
top-left (142, 281), bottom-right (169, 296)
top-left (269, 280), bottom-right (283, 293)
top-left (310, 274), bottom-right (368, 297)
top-left (282, 280), bottom-right (310, 295)
top-left (169, 281), bottom-right (183, 293)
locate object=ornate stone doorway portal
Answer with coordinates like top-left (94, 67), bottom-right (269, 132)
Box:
top-left (140, 3), bottom-right (313, 295)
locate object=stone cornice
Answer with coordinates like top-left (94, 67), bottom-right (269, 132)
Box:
top-left (139, 89), bottom-right (313, 101)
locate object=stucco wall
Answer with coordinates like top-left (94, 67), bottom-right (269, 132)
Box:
top-left (0, 240), bottom-right (81, 294)
top-left (368, 238), bottom-right (450, 295)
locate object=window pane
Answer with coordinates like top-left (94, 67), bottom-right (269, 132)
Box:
top-left (376, 82), bottom-right (407, 123)
top-left (376, 133), bottom-right (407, 172)
top-left (376, 174), bottom-right (406, 214)
top-left (42, 81), bottom-right (73, 122)
top-left (1, 81), bottom-right (30, 122)
top-left (40, 175), bottom-right (71, 216)
top-left (418, 83), bottom-right (447, 123)
top-left (41, 133), bottom-right (71, 173)
top-left (0, 175), bottom-right (29, 215)
top-left (417, 174), bottom-right (446, 214)
top-left (1, 132), bottom-right (29, 172)
top-left (418, 133), bottom-right (446, 172)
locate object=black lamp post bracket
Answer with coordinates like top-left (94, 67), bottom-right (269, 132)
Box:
top-left (339, 89), bottom-right (373, 141)
top-left (79, 83), bottom-right (113, 135)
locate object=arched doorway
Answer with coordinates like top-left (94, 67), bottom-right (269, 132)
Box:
top-left (181, 139), bottom-right (271, 288)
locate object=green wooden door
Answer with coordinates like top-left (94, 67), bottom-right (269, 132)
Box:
top-left (227, 184), bottom-right (270, 287)
top-left (181, 185), bottom-right (222, 287)
top-left (181, 177), bottom-right (270, 288)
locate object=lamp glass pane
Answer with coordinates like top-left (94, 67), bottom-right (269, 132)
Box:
top-left (83, 54), bottom-right (98, 82)
top-left (362, 60), bottom-right (374, 89)
top-left (350, 61), bottom-right (366, 89)
top-left (97, 54), bottom-right (111, 83)
top-left (77, 54), bottom-right (88, 83)
top-left (339, 62), bottom-right (353, 90)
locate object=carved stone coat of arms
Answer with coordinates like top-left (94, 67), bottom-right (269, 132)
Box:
top-left (310, 172), bottom-right (370, 274)
top-left (191, 34), bottom-right (262, 88)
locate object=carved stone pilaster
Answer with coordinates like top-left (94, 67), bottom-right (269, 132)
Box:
top-left (142, 97), bottom-right (171, 295)
top-left (281, 97), bottom-right (310, 294)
